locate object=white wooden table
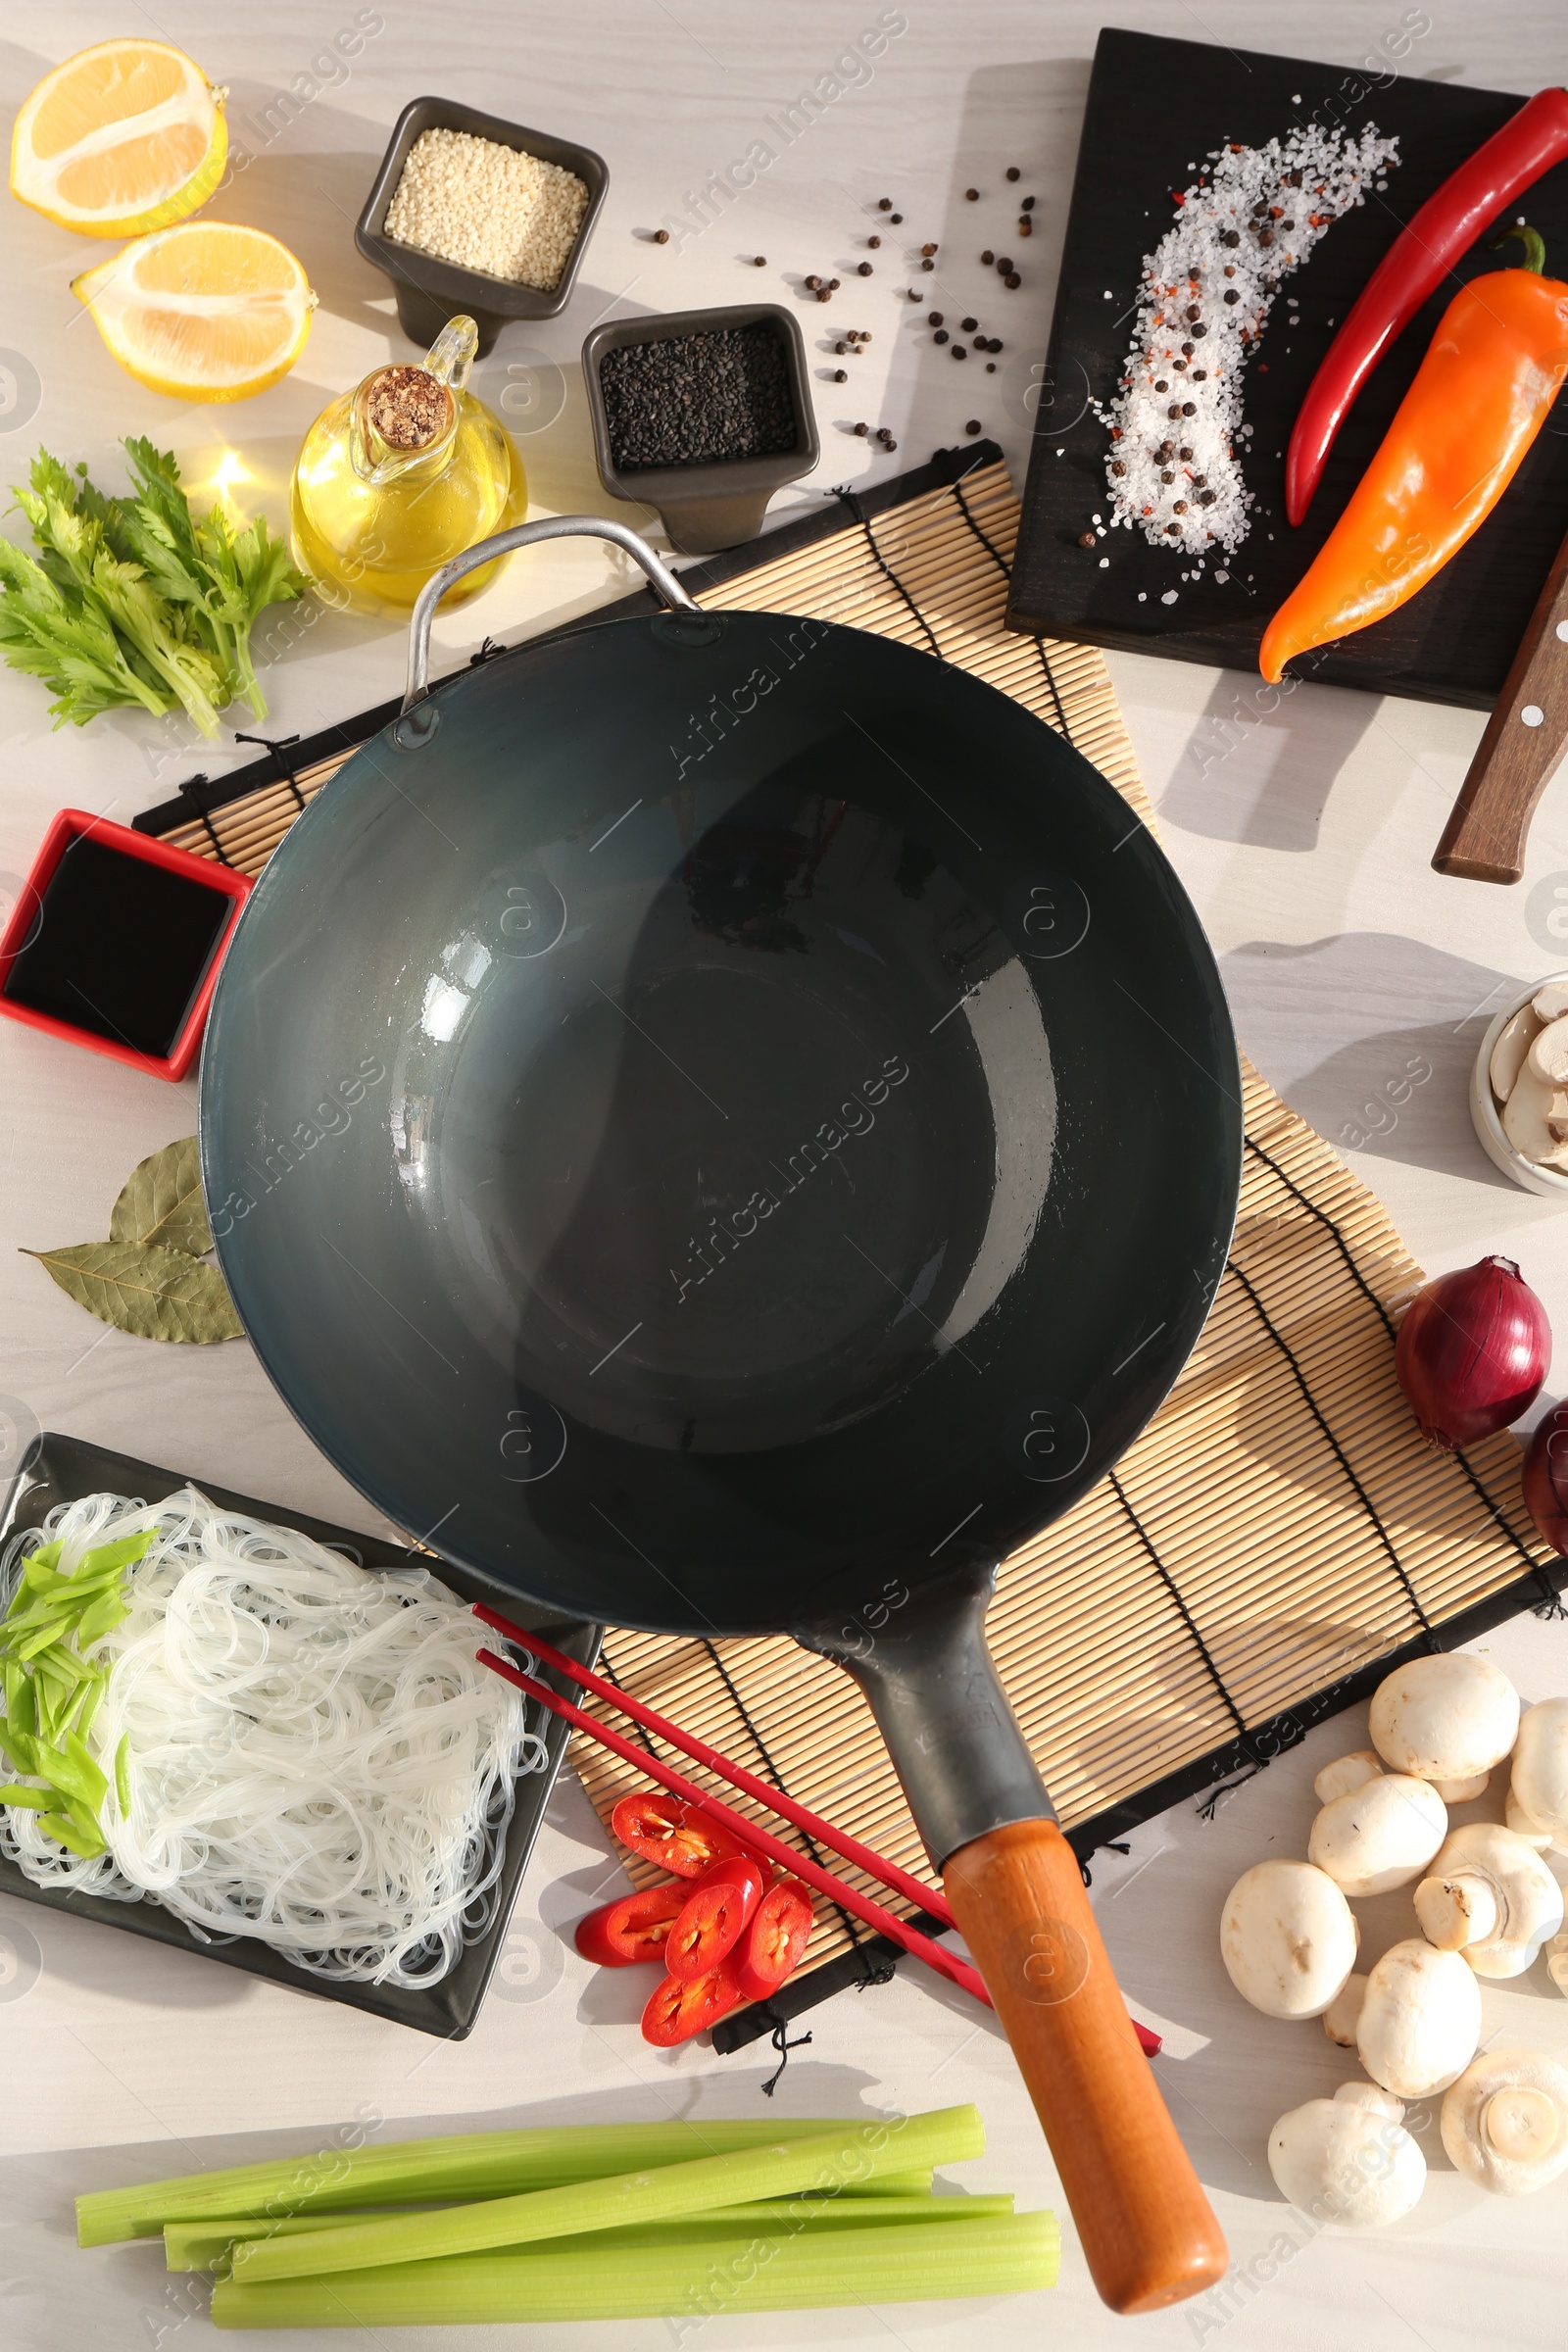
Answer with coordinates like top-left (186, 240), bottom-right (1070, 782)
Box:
top-left (4, 6), bottom-right (1568, 2346)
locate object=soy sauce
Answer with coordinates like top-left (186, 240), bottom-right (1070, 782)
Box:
top-left (4, 836), bottom-right (234, 1059)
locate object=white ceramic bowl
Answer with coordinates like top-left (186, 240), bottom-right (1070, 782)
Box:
top-left (1472, 973), bottom-right (1568, 1197)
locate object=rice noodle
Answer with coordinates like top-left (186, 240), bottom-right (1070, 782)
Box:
top-left (0, 1489), bottom-right (547, 1987)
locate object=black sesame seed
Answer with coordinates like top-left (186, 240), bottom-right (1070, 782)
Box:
top-left (858, 262), bottom-right (873, 275)
top-left (1077, 530), bottom-right (1096, 548)
top-left (599, 322), bottom-right (798, 470)
top-left (1005, 167), bottom-right (1020, 181)
top-left (1004, 271), bottom-right (1021, 288)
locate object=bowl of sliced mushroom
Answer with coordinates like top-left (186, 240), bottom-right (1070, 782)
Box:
top-left (1220, 1649), bottom-right (1568, 2229)
top-left (1473, 973), bottom-right (1568, 1194)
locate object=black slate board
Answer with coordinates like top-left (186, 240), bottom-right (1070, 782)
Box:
top-left (1006, 26), bottom-right (1568, 709)
top-left (0, 1434), bottom-right (599, 2038)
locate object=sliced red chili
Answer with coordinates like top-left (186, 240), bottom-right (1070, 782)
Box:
top-left (733, 1876), bottom-right (814, 2002)
top-left (664, 1852), bottom-right (767, 1984)
top-left (573, 1882), bottom-right (688, 1967)
top-left (611, 1789), bottom-right (757, 1880)
top-left (641, 1955), bottom-right (747, 2046)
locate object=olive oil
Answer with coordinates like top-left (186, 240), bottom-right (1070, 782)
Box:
top-left (289, 317), bottom-right (526, 615)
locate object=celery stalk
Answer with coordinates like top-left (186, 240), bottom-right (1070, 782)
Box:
top-left (211, 2211), bottom-right (1058, 2328)
top-left (166, 2193), bottom-right (1013, 2273)
top-left (76, 2126), bottom-right (932, 2246)
top-left (228, 2109), bottom-right (984, 2288)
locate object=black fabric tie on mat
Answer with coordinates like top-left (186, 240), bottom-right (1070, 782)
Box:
top-left (947, 466), bottom-right (1079, 749)
top-left (232, 731), bottom-right (306, 811)
top-left (832, 485), bottom-right (946, 663)
top-left (173, 774), bottom-right (232, 864)
top-left (759, 2014), bottom-right (812, 2096)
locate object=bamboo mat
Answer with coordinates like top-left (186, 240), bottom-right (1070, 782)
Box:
top-left (152, 458), bottom-right (1560, 2031)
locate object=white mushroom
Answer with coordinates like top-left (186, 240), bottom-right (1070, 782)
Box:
top-left (1491, 1004), bottom-right (1543, 1102)
top-left (1534, 981), bottom-right (1568, 1022)
top-left (1500, 1068), bottom-right (1568, 1167)
top-left (1411, 1822), bottom-right (1563, 1977)
top-left (1547, 1932), bottom-right (1568, 1996)
top-left (1313, 1750), bottom-right (1384, 1806)
top-left (1267, 2081), bottom-right (1426, 2229)
top-left (1322, 1971), bottom-right (1368, 2048)
top-left (1505, 1773), bottom-right (1555, 1848)
top-left (1355, 1938), bottom-right (1483, 2097)
top-left (1440, 2047), bottom-right (1568, 2195)
top-left (1219, 1859), bottom-right (1360, 2019)
top-left (1308, 1773), bottom-right (1447, 1896)
top-left (1367, 1653), bottom-right (1521, 1802)
top-left (1510, 1697), bottom-right (1568, 1852)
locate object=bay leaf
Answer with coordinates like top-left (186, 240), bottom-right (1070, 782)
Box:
top-left (22, 1242), bottom-right (244, 1343)
top-left (108, 1135), bottom-right (212, 1257)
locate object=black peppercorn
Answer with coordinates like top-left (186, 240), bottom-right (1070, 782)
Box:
top-left (835, 340), bottom-right (848, 354)
top-left (1179, 446), bottom-right (1193, 460)
top-left (921, 242), bottom-right (938, 257)
top-left (960, 316), bottom-right (977, 331)
top-left (921, 257), bottom-right (934, 270)
top-left (1156, 441), bottom-right (1172, 459)
top-left (806, 275), bottom-right (821, 290)
top-left (988, 337), bottom-right (1003, 352)
top-left (1004, 271), bottom-right (1021, 288)
top-left (934, 328), bottom-right (949, 344)
top-left (1018, 220), bottom-right (1032, 236)
top-left (1257, 227), bottom-right (1274, 247)
top-left (1186, 304), bottom-right (1200, 322)
top-left (878, 196), bottom-right (892, 209)
top-left (833, 368), bottom-right (847, 381)
top-left (907, 288), bottom-right (922, 301)
top-left (753, 255), bottom-right (766, 267)
top-left (966, 417), bottom-right (982, 433)
top-left (1173, 499), bottom-right (1188, 514)
top-left (953, 344), bottom-right (966, 358)
top-left (828, 278), bottom-right (841, 289)
top-left (1154, 379), bottom-right (1168, 393)
top-left (1224, 288), bottom-right (1240, 304)
top-left (1167, 403), bottom-right (1182, 418)
top-left (854, 421), bottom-right (868, 435)
top-left (858, 262), bottom-right (872, 275)
top-left (929, 313), bottom-right (944, 326)
top-left (654, 228), bottom-right (670, 243)
top-left (1077, 530), bottom-right (1096, 548)
top-left (860, 332), bottom-right (872, 342)
top-left (1181, 400), bottom-right (1196, 415)
top-left (1111, 459), bottom-right (1126, 475)
top-left (1165, 522), bottom-right (1180, 535)
top-left (1192, 368), bottom-right (1206, 380)
top-left (867, 235), bottom-right (881, 249)
top-left (965, 187), bottom-right (979, 200)
top-left (996, 257), bottom-right (1012, 274)
top-left (981, 249), bottom-right (994, 266)
top-left (890, 212), bottom-right (902, 222)
top-left (1221, 229), bottom-right (1240, 247)
top-left (1199, 488), bottom-right (1216, 505)
top-left (1181, 341), bottom-right (1194, 356)
top-left (1005, 166), bottom-right (1020, 181)
top-left (985, 361), bottom-right (996, 371)
top-left (1022, 194), bottom-right (1035, 211)
top-left (884, 438), bottom-right (897, 450)
top-left (816, 288), bottom-right (831, 302)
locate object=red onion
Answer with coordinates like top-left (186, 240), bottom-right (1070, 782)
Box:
top-left (1394, 1254), bottom-right (1550, 1451)
top-left (1525, 1402), bottom-right (1568, 1553)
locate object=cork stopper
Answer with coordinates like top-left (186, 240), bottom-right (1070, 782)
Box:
top-left (364, 364), bottom-right (452, 451)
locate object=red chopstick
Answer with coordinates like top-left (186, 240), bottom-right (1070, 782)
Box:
top-left (477, 1643), bottom-right (992, 2009)
top-left (473, 1603), bottom-right (956, 1929)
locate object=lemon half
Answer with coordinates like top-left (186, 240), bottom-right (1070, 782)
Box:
top-left (73, 222), bottom-right (316, 404)
top-left (11, 38), bottom-right (226, 238)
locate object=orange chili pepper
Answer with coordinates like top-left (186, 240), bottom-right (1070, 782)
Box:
top-left (1260, 227), bottom-right (1568, 683)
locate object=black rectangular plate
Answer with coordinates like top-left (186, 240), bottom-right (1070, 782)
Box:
top-left (1007, 26), bottom-right (1568, 709)
top-left (0, 1433), bottom-right (599, 2039)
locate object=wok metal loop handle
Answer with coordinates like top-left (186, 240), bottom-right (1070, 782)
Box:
top-left (402, 515), bottom-right (701, 711)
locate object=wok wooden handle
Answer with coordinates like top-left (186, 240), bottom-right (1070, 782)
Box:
top-left (943, 1818), bottom-right (1227, 2315)
top-left (1433, 523), bottom-right (1568, 883)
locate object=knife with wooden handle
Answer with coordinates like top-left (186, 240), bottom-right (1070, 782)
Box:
top-left (1434, 521), bottom-right (1568, 882)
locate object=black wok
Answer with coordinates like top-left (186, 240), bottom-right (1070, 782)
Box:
top-left (201, 515), bottom-right (1240, 2311)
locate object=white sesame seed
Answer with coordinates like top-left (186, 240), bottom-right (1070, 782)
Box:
top-left (384, 126), bottom-right (589, 291)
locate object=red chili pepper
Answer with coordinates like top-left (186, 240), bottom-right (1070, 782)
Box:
top-left (641, 1954), bottom-right (748, 2046)
top-left (610, 1789), bottom-right (757, 1880)
top-left (1287, 86), bottom-right (1568, 523)
top-left (732, 1877), bottom-right (815, 2002)
top-left (664, 1852), bottom-right (767, 1983)
top-left (573, 1882), bottom-right (688, 1967)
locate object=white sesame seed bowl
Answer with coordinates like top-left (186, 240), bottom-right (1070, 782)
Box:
top-left (1471, 973), bottom-right (1568, 1198)
top-left (356, 96), bottom-right (609, 354)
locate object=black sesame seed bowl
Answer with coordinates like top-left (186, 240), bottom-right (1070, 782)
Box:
top-left (582, 304), bottom-right (818, 556)
top-left (356, 95), bottom-right (609, 357)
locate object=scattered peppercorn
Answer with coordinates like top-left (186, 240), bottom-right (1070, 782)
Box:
top-left (753, 255), bottom-right (766, 267)
top-left (854, 421), bottom-right (868, 435)
top-left (960, 316), bottom-right (977, 331)
top-left (985, 361), bottom-right (996, 371)
top-left (1154, 379), bottom-right (1168, 393)
top-left (1005, 167), bottom-right (1020, 181)
top-left (867, 235), bottom-right (881, 249)
top-left (1221, 229), bottom-right (1240, 248)
top-left (1077, 530), bottom-right (1097, 548)
top-left (1199, 488), bottom-right (1216, 505)
top-left (816, 289), bottom-right (831, 302)
top-left (835, 340), bottom-right (848, 354)
top-left (806, 274), bottom-right (821, 290)
top-left (858, 261), bottom-right (872, 275)
top-left (877, 427), bottom-right (893, 444)
top-left (883, 438), bottom-right (897, 451)
top-left (921, 241), bottom-right (938, 256)
top-left (599, 322), bottom-right (797, 470)
top-left (996, 257), bottom-right (1012, 273)
top-left (1167, 403), bottom-right (1182, 418)
top-left (981, 248), bottom-right (995, 266)
top-left (1192, 367), bottom-right (1207, 380)
top-left (965, 187), bottom-right (979, 200)
top-left (1110, 459), bottom-right (1126, 475)
top-left (988, 337), bottom-right (1003, 352)
top-left (920, 257), bottom-right (934, 270)
top-left (934, 328), bottom-right (949, 344)
top-left (1021, 194), bottom-right (1035, 211)
top-left (878, 196), bottom-right (892, 209)
top-left (890, 212), bottom-right (903, 222)
top-left (1256, 227), bottom-right (1274, 247)
top-left (1164, 521), bottom-right (1180, 535)
top-left (1181, 341), bottom-right (1194, 356)
top-left (1018, 219), bottom-right (1032, 236)
top-left (1160, 469), bottom-right (1174, 483)
top-left (1179, 446), bottom-right (1193, 460)
top-left (953, 344), bottom-right (966, 358)
top-left (1173, 500), bottom-right (1188, 514)
top-left (929, 312), bottom-right (944, 326)
top-left (860, 332), bottom-right (872, 342)
top-left (828, 277), bottom-right (841, 289)
top-left (654, 228), bottom-right (670, 243)
top-left (1181, 400), bottom-right (1196, 415)
top-left (1004, 272), bottom-right (1021, 288)
top-left (1224, 287), bottom-right (1240, 303)
top-left (833, 368), bottom-right (847, 381)
top-left (966, 417), bottom-right (982, 433)
top-left (907, 287), bottom-right (922, 301)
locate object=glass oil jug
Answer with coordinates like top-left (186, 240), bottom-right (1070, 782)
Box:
top-left (289, 316), bottom-right (526, 614)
